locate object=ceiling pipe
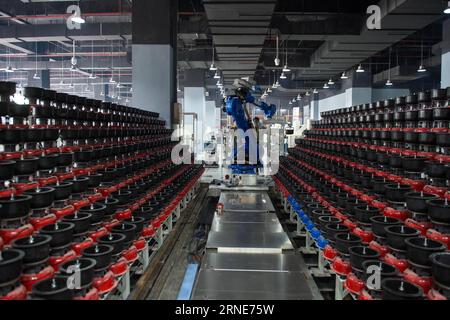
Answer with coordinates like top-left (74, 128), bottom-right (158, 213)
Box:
top-left (0, 12), bottom-right (131, 21)
top-left (0, 52), bottom-right (127, 58)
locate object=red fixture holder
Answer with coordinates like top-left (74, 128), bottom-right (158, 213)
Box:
top-left (403, 269), bottom-right (432, 294)
top-left (48, 249), bottom-right (77, 271)
top-left (29, 214), bottom-right (58, 231)
top-left (0, 284), bottom-right (28, 301)
top-left (353, 228), bottom-right (374, 243)
top-left (72, 238), bottom-right (94, 255)
top-left (344, 273), bottom-right (365, 296)
top-left (426, 229), bottom-right (450, 249)
top-left (142, 225), bottom-right (155, 238)
top-left (73, 287), bottom-right (99, 300)
top-left (110, 258), bottom-right (128, 277)
top-left (427, 289), bottom-right (447, 300)
top-left (331, 257), bottom-right (352, 276)
top-left (88, 227), bottom-right (109, 242)
top-left (21, 265), bottom-right (55, 291)
top-left (383, 253), bottom-right (409, 273)
top-left (405, 218), bottom-right (431, 236)
top-left (93, 271), bottom-right (117, 295)
top-left (51, 205), bottom-right (75, 219)
top-left (369, 240), bottom-right (390, 257)
top-left (0, 224), bottom-right (34, 245)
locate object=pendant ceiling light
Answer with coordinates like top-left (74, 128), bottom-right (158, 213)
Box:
top-left (280, 72), bottom-right (287, 80)
top-left (323, 82), bottom-right (329, 89)
top-left (356, 64), bottom-right (365, 73)
top-left (210, 44), bottom-right (217, 71)
top-left (444, 1), bottom-right (450, 14)
top-left (282, 46), bottom-right (291, 73)
top-left (274, 35), bottom-right (280, 66)
top-left (328, 78), bottom-right (335, 85)
top-left (386, 47), bottom-right (393, 86)
top-left (340, 72), bottom-right (348, 79)
top-left (214, 71), bottom-right (220, 79)
top-left (417, 37), bottom-right (427, 73)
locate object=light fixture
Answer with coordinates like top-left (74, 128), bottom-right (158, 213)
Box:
top-left (216, 80), bottom-right (222, 86)
top-left (33, 73), bottom-right (41, 80)
top-left (283, 65), bottom-right (291, 73)
top-left (444, 1), bottom-right (450, 14)
top-left (418, 37), bottom-right (427, 73)
top-left (70, 65), bottom-right (78, 72)
top-left (69, 82), bottom-right (74, 88)
top-left (297, 94), bottom-right (302, 101)
top-left (386, 47), bottom-right (393, 87)
top-left (109, 77), bottom-right (116, 84)
top-left (88, 73), bottom-right (97, 79)
top-left (214, 71), bottom-right (220, 79)
top-left (282, 45), bottom-right (291, 72)
top-left (100, 91), bottom-right (105, 96)
top-left (323, 82), bottom-right (329, 89)
top-left (5, 66), bottom-right (14, 73)
top-left (210, 44), bottom-right (217, 71)
top-left (292, 98), bottom-right (296, 103)
top-left (274, 35), bottom-right (280, 66)
top-left (275, 80), bottom-right (280, 88)
top-left (117, 83), bottom-right (124, 89)
top-left (356, 64), bottom-right (365, 73)
top-left (328, 78), bottom-right (335, 85)
top-left (340, 72), bottom-right (348, 79)
top-left (289, 101), bottom-right (292, 105)
top-left (313, 88), bottom-right (318, 94)
top-left (417, 65), bottom-right (427, 73)
top-left (280, 72), bottom-right (287, 79)
top-left (70, 10), bottom-right (85, 24)
top-left (129, 87), bottom-right (133, 93)
top-left (305, 91), bottom-right (310, 96)
top-left (385, 79), bottom-right (393, 86)
top-left (267, 87), bottom-right (272, 93)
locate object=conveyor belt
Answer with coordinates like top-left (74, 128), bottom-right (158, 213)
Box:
top-left (192, 191), bottom-right (319, 300)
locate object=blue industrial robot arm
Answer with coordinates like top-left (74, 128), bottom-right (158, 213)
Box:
top-left (225, 91), bottom-right (276, 131)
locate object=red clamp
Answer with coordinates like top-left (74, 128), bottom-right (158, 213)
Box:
top-left (344, 273), bottom-right (365, 296)
top-left (402, 179), bottom-right (425, 192)
top-left (12, 182), bottom-right (39, 194)
top-left (51, 205), bottom-right (75, 219)
top-left (423, 185), bottom-right (447, 198)
top-left (369, 240), bottom-right (390, 257)
top-left (36, 176), bottom-right (58, 187)
top-left (0, 188), bottom-right (15, 199)
top-left (384, 207), bottom-right (409, 221)
top-left (55, 172), bottom-right (75, 181)
top-left (72, 198), bottom-right (91, 210)
top-left (404, 218), bottom-right (430, 236)
top-left (426, 229), bottom-right (450, 249)
top-left (353, 228), bottom-right (374, 243)
top-left (88, 193), bottom-right (103, 203)
top-left (403, 269), bottom-right (432, 294)
top-left (115, 209), bottom-right (132, 220)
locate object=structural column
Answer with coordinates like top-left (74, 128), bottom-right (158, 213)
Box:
top-left (183, 69), bottom-right (206, 156)
top-left (441, 19), bottom-right (450, 88)
top-left (132, 0), bottom-right (178, 127)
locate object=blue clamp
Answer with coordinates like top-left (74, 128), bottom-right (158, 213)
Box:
top-left (316, 236), bottom-right (329, 250)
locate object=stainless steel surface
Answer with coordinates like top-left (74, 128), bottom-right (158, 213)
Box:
top-left (200, 253), bottom-right (302, 272)
top-left (192, 269), bottom-right (315, 300)
top-left (192, 189), bottom-right (321, 300)
top-left (219, 192), bottom-right (275, 212)
top-left (210, 221), bottom-right (284, 233)
top-left (214, 211), bottom-right (279, 224)
top-left (206, 230), bottom-right (293, 253)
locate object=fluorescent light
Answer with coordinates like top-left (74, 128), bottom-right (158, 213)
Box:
top-left (444, 1), bottom-right (450, 13)
top-left (340, 72), bottom-right (348, 79)
top-left (417, 65), bottom-right (427, 73)
top-left (280, 72), bottom-right (287, 79)
top-left (209, 63), bottom-right (217, 71)
top-left (282, 65), bottom-right (291, 73)
top-left (328, 78), bottom-right (335, 85)
top-left (71, 16), bottom-right (85, 24)
top-left (356, 65), bottom-right (365, 73)
top-left (385, 79), bottom-right (393, 86)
